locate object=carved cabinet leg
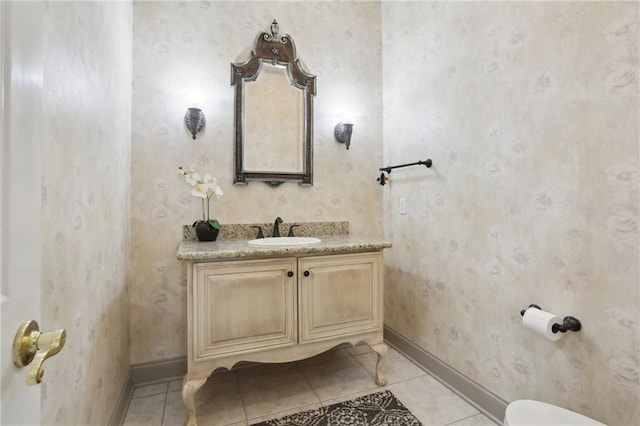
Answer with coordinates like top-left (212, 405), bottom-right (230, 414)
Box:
top-left (182, 376), bottom-right (207, 426)
top-left (369, 343), bottom-right (388, 386)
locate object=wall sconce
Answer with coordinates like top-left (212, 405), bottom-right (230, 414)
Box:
top-left (184, 107), bottom-right (206, 140)
top-left (334, 122), bottom-right (354, 150)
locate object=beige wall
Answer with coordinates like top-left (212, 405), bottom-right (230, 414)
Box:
top-left (382, 2), bottom-right (639, 425)
top-left (40, 2), bottom-right (132, 424)
top-left (130, 1), bottom-right (383, 363)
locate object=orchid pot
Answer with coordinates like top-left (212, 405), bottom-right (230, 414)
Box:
top-left (193, 220), bottom-right (220, 242)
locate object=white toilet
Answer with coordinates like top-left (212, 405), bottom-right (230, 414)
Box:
top-left (504, 400), bottom-right (606, 426)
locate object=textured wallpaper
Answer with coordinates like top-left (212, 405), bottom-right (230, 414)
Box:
top-left (382, 2), bottom-right (639, 425)
top-left (130, 2), bottom-right (638, 424)
top-left (40, 2), bottom-right (132, 425)
top-left (130, 2), bottom-right (383, 363)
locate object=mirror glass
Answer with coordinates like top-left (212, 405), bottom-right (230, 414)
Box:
top-left (232, 20), bottom-right (316, 186)
top-left (243, 63), bottom-right (303, 173)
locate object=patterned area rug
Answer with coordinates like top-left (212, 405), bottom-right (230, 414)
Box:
top-left (250, 390), bottom-right (422, 426)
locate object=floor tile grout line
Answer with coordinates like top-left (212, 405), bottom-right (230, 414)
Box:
top-left (350, 351), bottom-right (376, 380)
top-left (382, 371), bottom-right (430, 388)
top-left (303, 353), bottom-right (384, 406)
top-left (296, 364), bottom-right (324, 408)
top-left (130, 391), bottom-right (167, 400)
top-left (442, 412), bottom-right (486, 426)
top-left (245, 401), bottom-right (323, 425)
top-left (239, 365), bottom-right (322, 422)
top-left (159, 381), bottom-right (170, 426)
top-left (386, 372), bottom-right (436, 388)
top-left (235, 372), bottom-right (251, 426)
top-left (130, 380), bottom-right (170, 400)
top-left (320, 388), bottom-right (384, 408)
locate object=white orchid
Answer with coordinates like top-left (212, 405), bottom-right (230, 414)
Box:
top-left (177, 164), bottom-right (195, 176)
top-left (191, 183), bottom-right (209, 199)
top-left (201, 173), bottom-right (223, 199)
top-left (212, 185), bottom-right (223, 199)
top-left (185, 172), bottom-right (201, 186)
top-left (177, 165), bottom-right (223, 230)
top-left (203, 174), bottom-right (217, 186)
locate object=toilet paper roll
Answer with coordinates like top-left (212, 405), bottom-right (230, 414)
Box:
top-left (522, 307), bottom-right (562, 341)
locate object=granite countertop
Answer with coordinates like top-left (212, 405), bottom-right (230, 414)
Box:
top-left (177, 234), bottom-right (392, 261)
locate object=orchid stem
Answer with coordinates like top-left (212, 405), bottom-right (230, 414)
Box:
top-left (201, 198), bottom-right (206, 221)
top-left (206, 195), bottom-right (210, 221)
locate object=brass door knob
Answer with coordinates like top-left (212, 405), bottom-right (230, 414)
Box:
top-left (13, 320), bottom-right (66, 385)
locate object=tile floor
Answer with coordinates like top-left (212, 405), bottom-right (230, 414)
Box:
top-left (123, 344), bottom-right (498, 426)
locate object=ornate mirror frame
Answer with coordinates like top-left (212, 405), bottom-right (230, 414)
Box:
top-left (231, 20), bottom-right (316, 186)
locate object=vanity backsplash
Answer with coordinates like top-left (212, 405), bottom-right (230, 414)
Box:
top-left (182, 221), bottom-right (349, 241)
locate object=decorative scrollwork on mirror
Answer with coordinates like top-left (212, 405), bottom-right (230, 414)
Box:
top-left (231, 20), bottom-right (316, 186)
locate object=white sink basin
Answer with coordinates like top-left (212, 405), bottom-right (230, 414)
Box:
top-left (248, 237), bottom-right (321, 247)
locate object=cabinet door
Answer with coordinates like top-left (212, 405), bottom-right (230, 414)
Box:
top-left (298, 252), bottom-right (382, 343)
top-left (193, 258), bottom-right (297, 359)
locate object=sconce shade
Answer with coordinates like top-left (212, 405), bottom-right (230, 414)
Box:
top-left (334, 122), bottom-right (354, 150)
top-left (184, 108), bottom-right (206, 140)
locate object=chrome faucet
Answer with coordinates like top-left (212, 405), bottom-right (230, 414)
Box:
top-left (272, 217), bottom-right (283, 237)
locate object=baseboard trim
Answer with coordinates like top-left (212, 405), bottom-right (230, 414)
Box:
top-left (384, 325), bottom-right (507, 424)
top-left (108, 368), bottom-right (133, 426)
top-left (108, 357), bottom-right (187, 426)
top-left (130, 356), bottom-right (187, 384)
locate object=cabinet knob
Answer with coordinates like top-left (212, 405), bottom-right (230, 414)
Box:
top-left (303, 270), bottom-right (310, 277)
top-left (287, 271), bottom-right (294, 277)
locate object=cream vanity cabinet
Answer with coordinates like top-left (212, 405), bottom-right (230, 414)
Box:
top-left (298, 253), bottom-right (382, 343)
top-left (192, 257), bottom-right (298, 360)
top-left (182, 251), bottom-right (388, 426)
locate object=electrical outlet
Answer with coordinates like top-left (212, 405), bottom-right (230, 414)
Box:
top-left (399, 197), bottom-right (407, 215)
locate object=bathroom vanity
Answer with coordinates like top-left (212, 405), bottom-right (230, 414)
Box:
top-left (177, 233), bottom-right (391, 426)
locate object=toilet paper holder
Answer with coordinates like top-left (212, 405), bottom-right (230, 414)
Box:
top-left (520, 304), bottom-right (582, 334)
